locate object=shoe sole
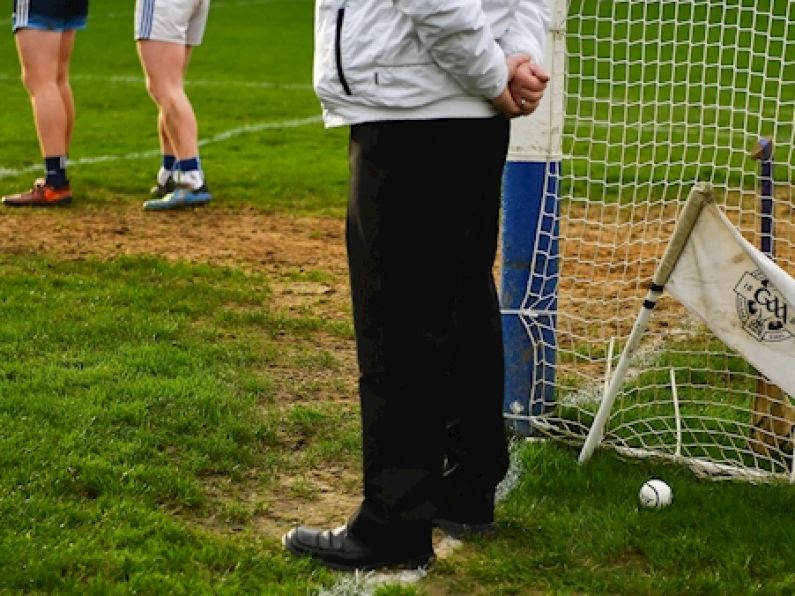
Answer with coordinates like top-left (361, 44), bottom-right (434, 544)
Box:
top-left (142, 197), bottom-right (211, 211)
top-left (281, 533), bottom-right (434, 572)
top-left (2, 197), bottom-right (72, 207)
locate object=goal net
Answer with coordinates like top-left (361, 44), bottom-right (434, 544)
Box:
top-left (520, 0), bottom-right (795, 481)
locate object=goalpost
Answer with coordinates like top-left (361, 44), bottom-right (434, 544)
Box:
top-left (501, 0), bottom-right (795, 482)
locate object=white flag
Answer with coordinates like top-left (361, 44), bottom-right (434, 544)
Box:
top-left (666, 202), bottom-right (795, 397)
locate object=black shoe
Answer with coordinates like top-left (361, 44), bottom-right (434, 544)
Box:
top-left (282, 525), bottom-right (434, 571)
top-left (433, 518), bottom-right (498, 539)
top-left (434, 489), bottom-right (498, 539)
top-left (150, 177), bottom-right (177, 198)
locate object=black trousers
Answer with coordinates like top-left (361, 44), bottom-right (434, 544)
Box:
top-left (345, 117), bottom-right (511, 556)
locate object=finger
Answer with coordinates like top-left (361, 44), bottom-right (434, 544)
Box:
top-left (506, 53), bottom-right (531, 78)
top-left (493, 88), bottom-right (522, 118)
top-left (516, 81), bottom-right (546, 94)
top-left (522, 95), bottom-right (543, 112)
top-left (525, 90), bottom-right (544, 103)
top-left (528, 64), bottom-right (550, 83)
top-left (512, 69), bottom-right (548, 92)
top-left (510, 86), bottom-right (544, 107)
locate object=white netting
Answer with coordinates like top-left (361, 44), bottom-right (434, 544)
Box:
top-left (524, 0), bottom-right (795, 481)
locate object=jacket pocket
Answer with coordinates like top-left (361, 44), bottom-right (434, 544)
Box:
top-left (336, 2), bottom-right (418, 94)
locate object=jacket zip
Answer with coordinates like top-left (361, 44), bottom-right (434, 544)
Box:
top-left (335, 8), bottom-right (353, 96)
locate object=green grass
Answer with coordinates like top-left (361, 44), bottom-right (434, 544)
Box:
top-left (3, 0), bottom-right (795, 593)
top-left (428, 441), bottom-right (795, 594)
top-left (0, 254), bottom-right (358, 593)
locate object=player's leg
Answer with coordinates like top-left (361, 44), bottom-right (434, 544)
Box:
top-left (56, 31), bottom-right (77, 152)
top-left (150, 113), bottom-right (177, 198)
top-left (137, 40), bottom-right (198, 162)
top-left (17, 30), bottom-right (70, 165)
top-left (137, 40), bottom-right (210, 209)
top-left (138, 40), bottom-right (210, 209)
top-left (3, 29), bottom-right (73, 206)
top-left (136, 0), bottom-right (211, 210)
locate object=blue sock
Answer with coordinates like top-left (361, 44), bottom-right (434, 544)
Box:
top-left (162, 154), bottom-right (176, 172)
top-left (44, 156), bottom-right (68, 188)
top-left (177, 157), bottom-right (200, 173)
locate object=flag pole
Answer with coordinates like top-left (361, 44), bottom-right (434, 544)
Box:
top-left (578, 183), bottom-right (714, 464)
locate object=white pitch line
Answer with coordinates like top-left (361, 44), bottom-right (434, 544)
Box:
top-left (0, 115), bottom-right (322, 180)
top-left (93, 74), bottom-right (312, 91)
top-left (0, 73), bottom-right (312, 91)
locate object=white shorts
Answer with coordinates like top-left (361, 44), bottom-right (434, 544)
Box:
top-left (135, 0), bottom-right (210, 46)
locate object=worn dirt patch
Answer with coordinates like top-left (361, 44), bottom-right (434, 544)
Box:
top-left (0, 206), bottom-right (346, 271)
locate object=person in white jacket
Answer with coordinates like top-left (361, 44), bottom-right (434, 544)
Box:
top-left (283, 0), bottom-right (550, 571)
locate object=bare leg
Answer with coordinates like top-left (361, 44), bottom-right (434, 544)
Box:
top-left (15, 29), bottom-right (76, 157)
top-left (56, 31), bottom-right (77, 149)
top-left (158, 112), bottom-right (175, 157)
top-left (137, 40), bottom-right (197, 159)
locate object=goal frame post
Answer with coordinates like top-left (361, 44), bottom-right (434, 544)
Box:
top-left (500, 0), bottom-right (566, 436)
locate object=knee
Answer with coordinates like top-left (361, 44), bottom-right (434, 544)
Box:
top-left (55, 72), bottom-right (71, 94)
top-left (144, 77), bottom-right (166, 104)
top-left (144, 78), bottom-right (181, 111)
top-left (20, 68), bottom-right (46, 95)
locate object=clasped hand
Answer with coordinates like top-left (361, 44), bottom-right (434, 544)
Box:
top-left (492, 54), bottom-right (550, 119)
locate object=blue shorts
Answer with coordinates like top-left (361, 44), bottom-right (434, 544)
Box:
top-left (12, 0), bottom-right (89, 33)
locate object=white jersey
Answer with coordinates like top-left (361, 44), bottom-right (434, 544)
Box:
top-left (135, 0), bottom-right (210, 46)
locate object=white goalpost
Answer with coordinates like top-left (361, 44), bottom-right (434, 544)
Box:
top-left (501, 0), bottom-right (795, 482)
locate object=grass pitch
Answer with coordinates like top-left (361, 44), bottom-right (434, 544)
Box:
top-left (1, 1), bottom-right (795, 594)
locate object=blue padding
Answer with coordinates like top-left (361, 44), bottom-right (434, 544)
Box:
top-left (500, 161), bottom-right (560, 436)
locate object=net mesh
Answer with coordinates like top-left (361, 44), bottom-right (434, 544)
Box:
top-left (526, 0), bottom-right (795, 481)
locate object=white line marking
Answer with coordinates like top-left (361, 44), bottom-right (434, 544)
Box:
top-left (0, 73), bottom-right (312, 91)
top-left (0, 115), bottom-right (322, 180)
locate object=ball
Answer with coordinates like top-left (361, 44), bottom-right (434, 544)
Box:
top-left (638, 479), bottom-right (673, 509)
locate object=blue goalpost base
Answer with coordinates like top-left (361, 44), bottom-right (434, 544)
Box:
top-left (500, 160), bottom-right (560, 436)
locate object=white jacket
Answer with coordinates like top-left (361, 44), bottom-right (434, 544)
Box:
top-left (313, 0), bottom-right (550, 127)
